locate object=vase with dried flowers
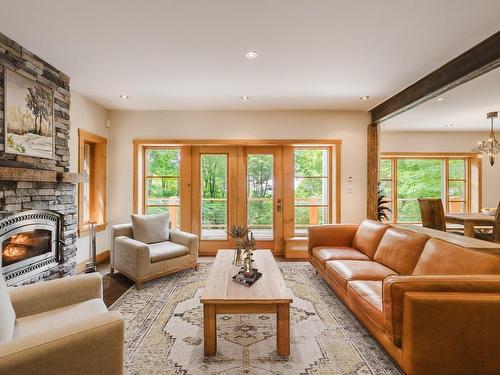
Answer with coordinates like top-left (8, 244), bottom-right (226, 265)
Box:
top-left (227, 224), bottom-right (249, 266)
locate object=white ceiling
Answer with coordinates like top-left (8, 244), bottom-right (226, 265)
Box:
top-left (383, 66), bottom-right (500, 132)
top-left (1, 1), bottom-right (500, 110)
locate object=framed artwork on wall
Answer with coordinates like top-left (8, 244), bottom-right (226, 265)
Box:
top-left (4, 68), bottom-right (54, 159)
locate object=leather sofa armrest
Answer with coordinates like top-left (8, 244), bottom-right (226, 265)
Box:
top-left (0, 311), bottom-right (124, 375)
top-left (307, 224), bottom-right (359, 255)
top-left (383, 274), bottom-right (500, 347)
top-left (9, 273), bottom-right (103, 318)
top-left (170, 230), bottom-right (199, 257)
top-left (402, 292), bottom-right (500, 375)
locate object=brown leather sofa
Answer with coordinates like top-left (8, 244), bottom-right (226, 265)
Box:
top-left (308, 219), bottom-right (500, 375)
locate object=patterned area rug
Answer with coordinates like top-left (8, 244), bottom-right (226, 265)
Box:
top-left (110, 262), bottom-right (402, 375)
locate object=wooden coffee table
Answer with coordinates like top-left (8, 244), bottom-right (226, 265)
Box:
top-left (200, 249), bottom-right (293, 356)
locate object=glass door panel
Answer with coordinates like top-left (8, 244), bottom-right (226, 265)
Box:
top-left (242, 147), bottom-right (283, 253)
top-left (247, 154), bottom-right (274, 240)
top-left (200, 154), bottom-right (228, 240)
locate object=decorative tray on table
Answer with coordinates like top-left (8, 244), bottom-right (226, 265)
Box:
top-left (232, 268), bottom-right (262, 287)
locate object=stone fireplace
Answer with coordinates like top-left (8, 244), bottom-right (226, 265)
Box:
top-left (1, 33), bottom-right (79, 285)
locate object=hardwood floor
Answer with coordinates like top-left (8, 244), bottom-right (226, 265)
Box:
top-left (98, 255), bottom-right (304, 308)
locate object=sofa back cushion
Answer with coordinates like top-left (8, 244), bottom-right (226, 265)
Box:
top-left (131, 213), bottom-right (170, 244)
top-left (0, 273), bottom-right (15, 343)
top-left (413, 238), bottom-right (500, 275)
top-left (373, 228), bottom-right (429, 275)
top-left (352, 219), bottom-right (390, 258)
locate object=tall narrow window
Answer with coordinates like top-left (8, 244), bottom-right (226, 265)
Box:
top-left (78, 130), bottom-right (107, 235)
top-left (144, 148), bottom-right (181, 229)
top-left (201, 154), bottom-right (228, 240)
top-left (448, 159), bottom-right (467, 213)
top-left (247, 154), bottom-right (274, 240)
top-left (294, 148), bottom-right (329, 235)
top-left (379, 158), bottom-right (393, 222)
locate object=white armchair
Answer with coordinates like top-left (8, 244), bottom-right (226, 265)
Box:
top-left (0, 272), bottom-right (124, 375)
top-left (111, 219), bottom-right (199, 289)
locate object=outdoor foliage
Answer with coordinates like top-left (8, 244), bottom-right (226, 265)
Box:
top-left (201, 154), bottom-right (227, 229)
top-left (379, 158), bottom-right (466, 222)
top-left (145, 148), bottom-right (330, 233)
top-left (294, 149), bottom-right (328, 231)
top-left (248, 155), bottom-right (273, 230)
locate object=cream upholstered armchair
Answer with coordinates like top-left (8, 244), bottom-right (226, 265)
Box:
top-left (111, 213), bottom-right (199, 289)
top-left (0, 272), bottom-right (124, 375)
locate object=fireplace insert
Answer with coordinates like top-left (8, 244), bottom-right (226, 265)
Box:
top-left (0, 210), bottom-right (60, 284)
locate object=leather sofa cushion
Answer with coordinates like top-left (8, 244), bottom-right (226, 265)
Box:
top-left (312, 247), bottom-right (370, 265)
top-left (347, 280), bottom-right (384, 329)
top-left (352, 219), bottom-right (390, 258)
top-left (148, 241), bottom-right (189, 263)
top-left (413, 238), bottom-right (500, 275)
top-left (373, 228), bottom-right (429, 275)
top-left (0, 274), bottom-right (15, 343)
top-left (131, 213), bottom-right (170, 244)
top-left (326, 260), bottom-right (397, 290)
top-left (13, 298), bottom-right (107, 339)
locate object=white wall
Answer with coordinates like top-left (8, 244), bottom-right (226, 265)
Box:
top-left (69, 92), bottom-right (110, 264)
top-left (381, 131), bottom-right (500, 208)
top-left (108, 110), bottom-right (370, 226)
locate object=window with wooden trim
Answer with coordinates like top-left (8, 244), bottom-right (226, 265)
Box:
top-left (143, 147), bottom-right (181, 229)
top-left (379, 154), bottom-right (480, 223)
top-left (293, 148), bottom-right (330, 235)
top-left (78, 129), bottom-right (107, 235)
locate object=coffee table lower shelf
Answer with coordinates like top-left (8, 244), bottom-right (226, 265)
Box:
top-left (202, 302), bottom-right (291, 356)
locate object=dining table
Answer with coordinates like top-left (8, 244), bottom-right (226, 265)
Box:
top-left (444, 213), bottom-right (496, 237)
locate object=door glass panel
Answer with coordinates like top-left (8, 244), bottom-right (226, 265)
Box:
top-left (247, 154), bottom-right (274, 240)
top-left (201, 154), bottom-right (227, 240)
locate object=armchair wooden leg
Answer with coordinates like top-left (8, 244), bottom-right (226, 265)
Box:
top-left (195, 263), bottom-right (200, 271)
top-left (135, 281), bottom-right (142, 290)
top-left (110, 267), bottom-right (114, 274)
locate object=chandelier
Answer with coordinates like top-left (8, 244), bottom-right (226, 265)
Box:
top-left (472, 111), bottom-right (500, 166)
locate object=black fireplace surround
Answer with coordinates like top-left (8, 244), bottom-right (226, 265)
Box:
top-left (0, 210), bottom-right (61, 285)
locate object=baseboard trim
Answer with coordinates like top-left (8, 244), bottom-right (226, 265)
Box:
top-left (75, 250), bottom-right (110, 274)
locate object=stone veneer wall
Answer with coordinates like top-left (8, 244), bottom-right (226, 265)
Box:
top-left (0, 32), bottom-right (77, 283)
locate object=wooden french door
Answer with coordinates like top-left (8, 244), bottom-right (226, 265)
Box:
top-left (238, 146), bottom-right (283, 254)
top-left (191, 146), bottom-right (283, 254)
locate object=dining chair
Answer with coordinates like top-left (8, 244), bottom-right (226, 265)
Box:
top-left (475, 201), bottom-right (500, 243)
top-left (417, 198), bottom-right (464, 235)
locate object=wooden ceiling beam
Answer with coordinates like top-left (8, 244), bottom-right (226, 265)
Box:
top-left (370, 31), bottom-right (500, 123)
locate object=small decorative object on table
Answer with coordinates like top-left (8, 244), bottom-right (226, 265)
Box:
top-left (227, 224), bottom-right (249, 266)
top-left (232, 232), bottom-right (262, 287)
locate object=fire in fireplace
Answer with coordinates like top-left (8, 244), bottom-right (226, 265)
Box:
top-left (0, 210), bottom-right (60, 285)
top-left (2, 229), bottom-right (52, 267)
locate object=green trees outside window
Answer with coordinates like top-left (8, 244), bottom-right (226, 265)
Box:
top-left (247, 154), bottom-right (274, 240)
top-left (380, 157), bottom-right (467, 223)
top-left (144, 148), bottom-right (181, 229)
top-left (294, 149), bottom-right (329, 235)
top-left (201, 154), bottom-right (228, 240)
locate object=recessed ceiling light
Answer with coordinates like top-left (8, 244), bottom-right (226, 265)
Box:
top-left (119, 94), bottom-right (130, 99)
top-left (245, 50), bottom-right (258, 59)
top-left (445, 124), bottom-right (454, 128)
top-left (241, 96), bottom-right (250, 100)
top-left (360, 96), bottom-right (370, 101)
top-left (435, 97), bottom-right (444, 102)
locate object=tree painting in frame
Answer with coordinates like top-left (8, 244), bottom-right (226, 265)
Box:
top-left (4, 68), bottom-right (54, 159)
